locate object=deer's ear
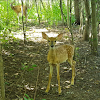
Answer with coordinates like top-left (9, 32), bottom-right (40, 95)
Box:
top-left (56, 33), bottom-right (63, 40)
top-left (42, 32), bottom-right (48, 40)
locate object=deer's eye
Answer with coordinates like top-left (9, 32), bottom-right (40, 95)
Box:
top-left (55, 41), bottom-right (56, 42)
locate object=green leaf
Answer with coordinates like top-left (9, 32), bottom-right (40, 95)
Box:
top-left (25, 66), bottom-right (28, 68)
top-left (21, 67), bottom-right (24, 70)
top-left (5, 82), bottom-right (9, 85)
top-left (24, 97), bottom-right (28, 100)
top-left (76, 47), bottom-right (79, 50)
top-left (32, 64), bottom-right (37, 67)
top-left (29, 68), bottom-right (34, 71)
top-left (25, 94), bottom-right (30, 98)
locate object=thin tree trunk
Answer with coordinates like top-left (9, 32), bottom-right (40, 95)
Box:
top-left (99, 24), bottom-right (100, 35)
top-left (83, 0), bottom-right (91, 41)
top-left (79, 0), bottom-right (84, 34)
top-left (67, 0), bottom-right (69, 28)
top-left (40, 0), bottom-right (47, 12)
top-left (60, 0), bottom-right (64, 25)
top-left (59, 0), bottom-right (67, 25)
top-left (70, 0), bottom-right (74, 44)
top-left (91, 0), bottom-right (98, 56)
top-left (7, 0), bottom-right (9, 26)
top-left (21, 0), bottom-right (26, 44)
top-left (35, 0), bottom-right (40, 24)
top-left (74, 0), bottom-right (80, 25)
top-left (97, 0), bottom-right (100, 35)
top-left (0, 43), bottom-right (5, 100)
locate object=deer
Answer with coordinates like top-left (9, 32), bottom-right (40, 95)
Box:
top-left (10, 1), bottom-right (27, 23)
top-left (42, 32), bottom-right (76, 95)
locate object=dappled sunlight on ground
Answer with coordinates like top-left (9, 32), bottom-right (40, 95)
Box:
top-left (12, 27), bottom-right (61, 42)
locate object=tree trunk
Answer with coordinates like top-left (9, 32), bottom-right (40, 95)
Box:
top-left (21, 0), bottom-right (26, 44)
top-left (70, 0), bottom-right (74, 44)
top-left (59, 0), bottom-right (67, 25)
top-left (7, 0), bottom-right (9, 26)
top-left (67, 0), bottom-right (69, 28)
top-left (91, 0), bottom-right (98, 56)
top-left (0, 44), bottom-right (5, 100)
top-left (99, 24), bottom-right (100, 35)
top-left (35, 0), bottom-right (40, 24)
top-left (74, 0), bottom-right (80, 25)
top-left (60, 0), bottom-right (64, 25)
top-left (40, 0), bottom-right (47, 12)
top-left (83, 0), bottom-right (91, 41)
top-left (97, 0), bottom-right (100, 35)
top-left (79, 0), bottom-right (84, 34)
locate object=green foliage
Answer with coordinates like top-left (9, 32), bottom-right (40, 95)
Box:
top-left (76, 47), bottom-right (79, 51)
top-left (0, 0), bottom-right (18, 31)
top-left (28, 5), bottom-right (37, 20)
top-left (0, 20), bottom-right (4, 30)
top-left (0, 0), bottom-right (76, 31)
top-left (39, 1), bottom-right (62, 25)
top-left (23, 94), bottom-right (46, 100)
top-left (21, 63), bottom-right (37, 71)
top-left (28, 1), bottom-right (75, 26)
top-left (24, 94), bottom-right (34, 100)
top-left (5, 82), bottom-right (10, 85)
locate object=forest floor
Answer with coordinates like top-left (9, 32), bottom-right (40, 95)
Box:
top-left (2, 23), bottom-right (100, 100)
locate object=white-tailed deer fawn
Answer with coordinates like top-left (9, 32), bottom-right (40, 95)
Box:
top-left (10, 1), bottom-right (27, 23)
top-left (42, 32), bottom-right (76, 95)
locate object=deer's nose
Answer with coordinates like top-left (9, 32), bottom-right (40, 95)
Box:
top-left (50, 41), bottom-right (54, 48)
top-left (51, 45), bottom-right (54, 47)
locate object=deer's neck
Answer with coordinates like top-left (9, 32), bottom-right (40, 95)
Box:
top-left (49, 47), bottom-right (56, 55)
top-left (47, 48), bottom-right (57, 64)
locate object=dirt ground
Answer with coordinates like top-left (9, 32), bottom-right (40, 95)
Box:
top-left (2, 25), bottom-right (100, 100)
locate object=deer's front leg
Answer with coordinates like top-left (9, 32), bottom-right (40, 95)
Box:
top-left (71, 60), bottom-right (76, 85)
top-left (45, 64), bottom-right (53, 93)
top-left (56, 64), bottom-right (61, 95)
